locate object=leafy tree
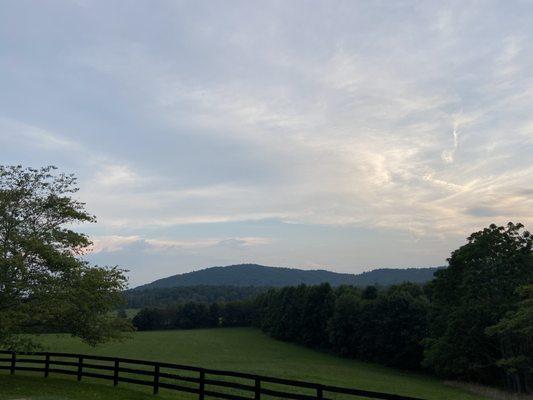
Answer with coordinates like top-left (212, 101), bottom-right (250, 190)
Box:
top-left (0, 166), bottom-right (130, 349)
top-left (371, 284), bottom-right (428, 369)
top-left (298, 283), bottom-right (334, 347)
top-left (176, 302), bottom-right (211, 329)
top-left (328, 291), bottom-right (361, 356)
top-left (132, 300), bottom-right (257, 331)
top-left (221, 300), bottom-right (256, 327)
top-left (328, 284), bottom-right (428, 369)
top-left (256, 287), bottom-right (299, 340)
top-left (486, 285), bottom-right (533, 392)
top-left (209, 302), bottom-right (221, 327)
top-left (256, 284), bottom-right (334, 346)
top-left (423, 223), bottom-right (533, 386)
top-left (361, 285), bottom-right (378, 300)
top-left (132, 308), bottom-right (162, 331)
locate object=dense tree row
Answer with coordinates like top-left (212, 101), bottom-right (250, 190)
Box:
top-left (125, 285), bottom-right (269, 308)
top-left (132, 300), bottom-right (255, 330)
top-left (255, 283), bottom-right (428, 369)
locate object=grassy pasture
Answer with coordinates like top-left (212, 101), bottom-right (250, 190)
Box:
top-left (0, 374), bottom-right (157, 400)
top-left (1, 328), bottom-right (488, 400)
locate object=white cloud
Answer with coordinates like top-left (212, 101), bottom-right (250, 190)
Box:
top-left (93, 164), bottom-right (141, 187)
top-left (90, 235), bottom-right (272, 253)
top-left (90, 235), bottom-right (141, 253)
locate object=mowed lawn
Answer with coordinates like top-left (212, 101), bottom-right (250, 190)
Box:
top-left (1, 328), bottom-right (487, 400)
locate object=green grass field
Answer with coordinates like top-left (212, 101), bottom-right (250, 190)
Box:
top-left (1, 328), bottom-right (488, 400)
top-left (0, 374), bottom-right (158, 400)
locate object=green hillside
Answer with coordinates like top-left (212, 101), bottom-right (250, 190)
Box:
top-left (134, 264), bottom-right (441, 290)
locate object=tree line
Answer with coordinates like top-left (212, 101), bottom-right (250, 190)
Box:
top-left (125, 285), bottom-right (269, 308)
top-left (133, 223), bottom-right (533, 393)
top-left (133, 300), bottom-right (255, 330)
top-left (256, 282), bottom-right (428, 370)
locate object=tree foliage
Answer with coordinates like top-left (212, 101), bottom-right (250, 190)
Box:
top-left (124, 285), bottom-right (269, 308)
top-left (0, 166), bottom-right (130, 349)
top-left (256, 282), bottom-right (428, 369)
top-left (486, 285), bottom-right (533, 392)
top-left (132, 300), bottom-right (255, 330)
top-left (423, 222), bottom-right (533, 389)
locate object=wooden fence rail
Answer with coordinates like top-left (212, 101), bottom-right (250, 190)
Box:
top-left (0, 350), bottom-right (424, 400)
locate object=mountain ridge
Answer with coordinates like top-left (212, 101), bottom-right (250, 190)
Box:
top-left (134, 264), bottom-right (442, 290)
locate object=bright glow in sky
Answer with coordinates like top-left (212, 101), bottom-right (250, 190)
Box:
top-left (1, 1), bottom-right (532, 286)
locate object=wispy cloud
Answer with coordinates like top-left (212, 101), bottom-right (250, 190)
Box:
top-left (90, 235), bottom-right (272, 253)
top-left (93, 164), bottom-right (142, 188)
top-left (0, 118), bottom-right (79, 151)
top-left (441, 126), bottom-right (460, 163)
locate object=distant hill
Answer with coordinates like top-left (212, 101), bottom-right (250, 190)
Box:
top-left (134, 264), bottom-right (442, 290)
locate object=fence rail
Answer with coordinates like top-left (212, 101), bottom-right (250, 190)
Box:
top-left (0, 350), bottom-right (424, 400)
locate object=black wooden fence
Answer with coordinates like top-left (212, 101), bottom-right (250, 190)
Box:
top-left (0, 350), bottom-right (424, 400)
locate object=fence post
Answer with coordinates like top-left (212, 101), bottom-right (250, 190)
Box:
top-left (77, 356), bottom-right (83, 381)
top-left (153, 363), bottom-right (160, 395)
top-left (316, 385), bottom-right (323, 400)
top-left (10, 352), bottom-right (15, 375)
top-left (198, 369), bottom-right (205, 400)
top-left (44, 354), bottom-right (50, 378)
top-left (113, 358), bottom-right (119, 386)
top-left (254, 377), bottom-right (261, 400)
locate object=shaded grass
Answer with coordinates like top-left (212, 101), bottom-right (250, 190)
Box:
top-left (20, 327), bottom-right (489, 400)
top-left (445, 381), bottom-right (533, 400)
top-left (0, 374), bottom-right (158, 400)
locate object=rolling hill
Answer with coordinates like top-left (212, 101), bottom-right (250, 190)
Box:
top-left (134, 264), bottom-right (441, 290)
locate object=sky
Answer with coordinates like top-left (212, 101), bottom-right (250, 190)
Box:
top-left (1, 1), bottom-right (532, 287)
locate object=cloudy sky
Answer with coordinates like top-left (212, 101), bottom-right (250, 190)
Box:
top-left (1, 1), bottom-right (532, 287)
